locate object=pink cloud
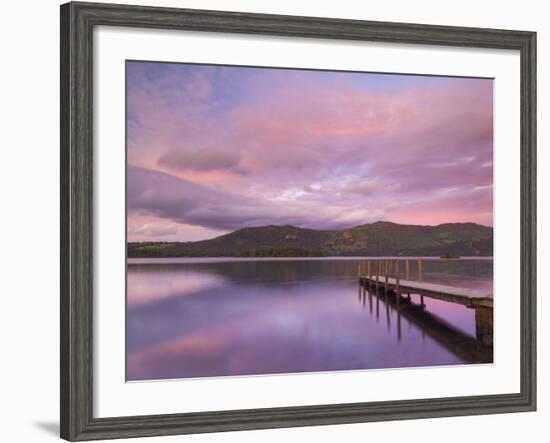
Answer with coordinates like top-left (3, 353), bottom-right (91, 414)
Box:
top-left (127, 62), bottom-right (493, 240)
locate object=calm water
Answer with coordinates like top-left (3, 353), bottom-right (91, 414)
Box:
top-left (127, 257), bottom-right (493, 381)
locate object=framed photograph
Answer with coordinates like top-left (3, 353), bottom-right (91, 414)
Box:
top-left (60, 1), bottom-right (536, 441)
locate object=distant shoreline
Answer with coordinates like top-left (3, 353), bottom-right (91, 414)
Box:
top-left (128, 256), bottom-right (494, 264)
top-left (128, 222), bottom-right (493, 259)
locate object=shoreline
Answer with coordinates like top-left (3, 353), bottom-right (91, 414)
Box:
top-left (128, 256), bottom-right (494, 264)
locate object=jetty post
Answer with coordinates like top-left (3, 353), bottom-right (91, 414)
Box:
top-left (386, 297), bottom-right (391, 330)
top-left (367, 260), bottom-right (372, 290)
top-left (475, 308), bottom-right (493, 346)
top-left (418, 257), bottom-right (424, 305)
top-left (376, 261), bottom-right (380, 292)
top-left (395, 260), bottom-right (401, 309)
top-left (376, 285), bottom-right (380, 320)
top-left (384, 260), bottom-right (389, 295)
top-left (358, 262), bottom-right (364, 300)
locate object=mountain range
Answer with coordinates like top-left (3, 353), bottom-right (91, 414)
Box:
top-left (128, 221), bottom-right (493, 258)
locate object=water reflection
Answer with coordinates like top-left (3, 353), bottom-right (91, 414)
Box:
top-left (127, 258), bottom-right (493, 381)
top-left (357, 285), bottom-right (492, 363)
top-left (128, 269), bottom-right (225, 305)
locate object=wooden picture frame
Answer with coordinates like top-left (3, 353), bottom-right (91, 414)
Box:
top-left (60, 1), bottom-right (536, 440)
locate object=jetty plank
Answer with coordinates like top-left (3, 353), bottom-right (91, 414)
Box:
top-left (360, 276), bottom-right (493, 309)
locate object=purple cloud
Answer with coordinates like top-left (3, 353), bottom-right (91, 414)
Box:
top-left (127, 61), bottom-right (493, 241)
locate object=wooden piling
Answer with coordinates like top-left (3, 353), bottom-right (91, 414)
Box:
top-left (418, 257), bottom-right (423, 283)
top-left (367, 260), bottom-right (372, 289)
top-left (475, 308), bottom-right (493, 346)
top-left (396, 262), bottom-right (401, 308)
top-left (384, 261), bottom-right (388, 295)
top-left (405, 259), bottom-right (410, 280)
top-left (376, 261), bottom-right (380, 295)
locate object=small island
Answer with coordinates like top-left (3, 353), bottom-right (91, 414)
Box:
top-left (440, 252), bottom-right (461, 259)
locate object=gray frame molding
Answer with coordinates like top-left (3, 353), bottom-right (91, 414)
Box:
top-left (60, 2), bottom-right (536, 441)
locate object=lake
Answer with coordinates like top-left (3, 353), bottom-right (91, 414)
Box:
top-left (127, 257), bottom-right (493, 381)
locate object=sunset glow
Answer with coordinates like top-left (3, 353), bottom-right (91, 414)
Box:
top-left (127, 61), bottom-right (493, 242)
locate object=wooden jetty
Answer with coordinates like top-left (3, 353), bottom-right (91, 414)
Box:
top-left (360, 276), bottom-right (493, 309)
top-left (357, 287), bottom-right (493, 363)
top-left (357, 258), bottom-right (493, 347)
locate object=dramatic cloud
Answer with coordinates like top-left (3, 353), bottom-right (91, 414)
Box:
top-left (127, 61), bottom-right (493, 241)
top-left (128, 166), bottom-right (388, 232)
top-left (157, 148), bottom-right (243, 173)
top-left (127, 222), bottom-right (178, 238)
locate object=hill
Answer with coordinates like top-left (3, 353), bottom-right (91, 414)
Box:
top-left (127, 222), bottom-right (493, 258)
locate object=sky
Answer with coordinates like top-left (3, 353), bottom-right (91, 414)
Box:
top-left (127, 61), bottom-right (493, 242)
